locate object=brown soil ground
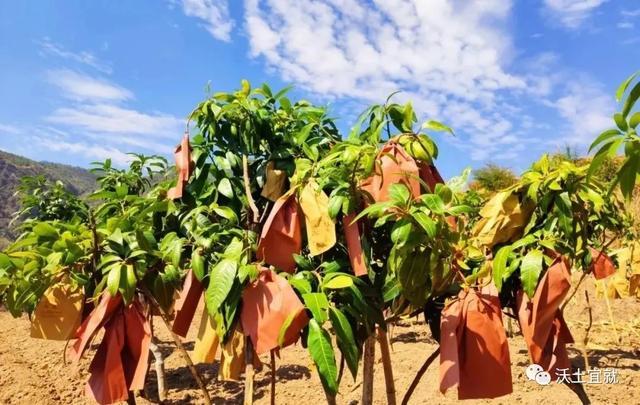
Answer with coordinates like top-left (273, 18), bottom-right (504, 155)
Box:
top-left (1, 275), bottom-right (639, 405)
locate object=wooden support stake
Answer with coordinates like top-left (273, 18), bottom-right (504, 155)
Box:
top-left (270, 350), bottom-right (276, 405)
top-left (362, 335), bottom-right (376, 405)
top-left (377, 327), bottom-right (396, 405)
top-left (244, 336), bottom-right (255, 405)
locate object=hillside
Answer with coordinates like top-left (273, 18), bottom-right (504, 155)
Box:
top-left (0, 149), bottom-right (96, 246)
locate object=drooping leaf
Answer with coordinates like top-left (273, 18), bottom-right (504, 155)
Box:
top-left (302, 292), bottom-right (329, 324)
top-left (307, 319), bottom-right (338, 396)
top-left (616, 71), bottom-right (639, 102)
top-left (329, 307), bottom-right (359, 379)
top-left (492, 245), bottom-right (512, 292)
top-left (622, 81), bottom-right (640, 118)
top-left (205, 259), bottom-right (237, 315)
top-left (520, 250), bottom-right (543, 298)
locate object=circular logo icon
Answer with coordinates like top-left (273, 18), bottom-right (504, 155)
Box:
top-left (535, 371), bottom-right (552, 385)
top-left (526, 364), bottom-right (544, 381)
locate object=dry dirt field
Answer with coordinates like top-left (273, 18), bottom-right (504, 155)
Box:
top-left (1, 275), bottom-right (638, 405)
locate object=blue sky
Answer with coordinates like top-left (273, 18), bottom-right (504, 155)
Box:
top-left (0, 0), bottom-right (639, 179)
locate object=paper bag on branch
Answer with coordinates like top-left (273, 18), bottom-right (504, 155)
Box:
top-left (261, 161), bottom-right (287, 201)
top-left (30, 276), bottom-right (84, 340)
top-left (440, 284), bottom-right (512, 399)
top-left (167, 134), bottom-right (192, 200)
top-left (172, 269), bottom-right (204, 337)
top-left (241, 268), bottom-right (309, 355)
top-left (257, 190), bottom-right (302, 273)
top-left (299, 180), bottom-right (336, 256)
top-left (517, 256), bottom-right (574, 379)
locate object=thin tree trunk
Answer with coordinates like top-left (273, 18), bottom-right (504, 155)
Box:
top-left (244, 337), bottom-right (255, 405)
top-left (401, 347), bottom-right (440, 405)
top-left (377, 328), bottom-right (396, 405)
top-left (149, 337), bottom-right (167, 402)
top-left (362, 335), bottom-right (376, 405)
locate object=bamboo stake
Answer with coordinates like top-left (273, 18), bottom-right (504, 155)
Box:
top-left (144, 292), bottom-right (211, 405)
top-left (362, 336), bottom-right (376, 405)
top-left (603, 279), bottom-right (621, 343)
top-left (270, 350), bottom-right (276, 405)
top-left (377, 327), bottom-right (396, 405)
top-left (581, 290), bottom-right (593, 372)
top-left (401, 347), bottom-right (440, 405)
top-left (244, 337), bottom-right (255, 405)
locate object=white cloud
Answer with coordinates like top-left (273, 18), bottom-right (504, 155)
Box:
top-left (243, 0), bottom-right (531, 161)
top-left (621, 8), bottom-right (640, 17)
top-left (178, 0), bottom-right (233, 41)
top-left (542, 0), bottom-right (607, 29)
top-left (37, 137), bottom-right (132, 166)
top-left (47, 103), bottom-right (182, 139)
top-left (42, 67), bottom-right (182, 159)
top-left (618, 21), bottom-right (634, 29)
top-left (551, 80), bottom-right (613, 147)
top-left (0, 124), bottom-right (21, 135)
top-left (46, 69), bottom-right (133, 102)
top-left (37, 37), bottom-right (113, 74)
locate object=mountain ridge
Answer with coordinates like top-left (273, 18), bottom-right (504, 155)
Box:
top-left (0, 149), bottom-right (97, 247)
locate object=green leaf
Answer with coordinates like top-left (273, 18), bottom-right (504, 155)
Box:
top-left (421, 194), bottom-right (445, 214)
top-left (614, 113), bottom-right (628, 131)
top-left (33, 223), bottom-right (58, 239)
top-left (329, 307), bottom-right (358, 378)
top-left (402, 102), bottom-right (414, 132)
top-left (191, 249), bottom-right (206, 281)
top-left (389, 183), bottom-right (410, 205)
top-left (520, 250), bottom-right (543, 298)
top-left (212, 206), bottom-right (238, 223)
top-left (412, 211), bottom-right (436, 238)
top-left (296, 123), bottom-right (316, 145)
top-left (587, 138), bottom-right (623, 181)
top-left (205, 259), bottom-right (237, 315)
top-left (328, 195), bottom-right (344, 220)
top-left (618, 153), bottom-right (640, 200)
top-left (630, 112), bottom-right (640, 129)
top-left (492, 245), bottom-right (512, 292)
top-left (435, 184), bottom-right (453, 204)
top-left (323, 274), bottom-right (353, 289)
top-left (107, 264), bottom-right (121, 297)
top-left (120, 264), bottom-right (136, 304)
top-left (290, 275), bottom-right (312, 295)
top-left (307, 319), bottom-right (338, 396)
top-left (616, 71), bottom-right (639, 102)
top-left (302, 292), bottom-right (329, 324)
top-left (589, 129), bottom-right (621, 153)
top-left (422, 120), bottom-right (454, 136)
top-left (218, 178), bottom-right (234, 198)
top-left (622, 81), bottom-right (640, 118)
top-left (115, 184), bottom-right (129, 198)
top-left (555, 192), bottom-right (573, 236)
top-left (390, 219), bottom-right (412, 246)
